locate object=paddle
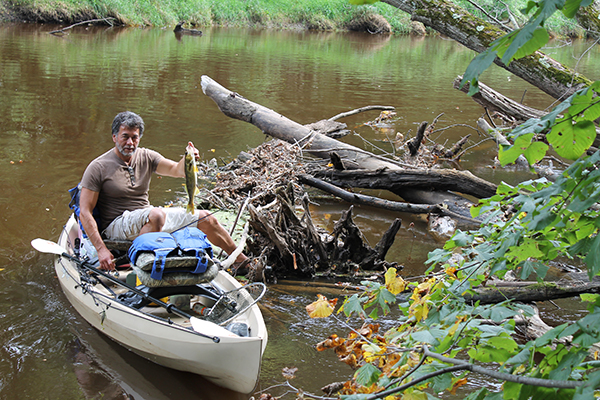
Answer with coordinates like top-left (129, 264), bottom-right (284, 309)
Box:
top-left (31, 238), bottom-right (223, 343)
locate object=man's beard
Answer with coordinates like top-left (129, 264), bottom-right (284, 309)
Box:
top-left (117, 143), bottom-right (137, 158)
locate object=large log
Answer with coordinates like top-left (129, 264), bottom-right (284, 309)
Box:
top-left (310, 168), bottom-right (497, 199)
top-left (201, 76), bottom-right (497, 218)
top-left (454, 76), bottom-right (600, 148)
top-left (467, 280), bottom-right (600, 304)
top-left (453, 76), bottom-right (545, 121)
top-left (381, 0), bottom-right (593, 100)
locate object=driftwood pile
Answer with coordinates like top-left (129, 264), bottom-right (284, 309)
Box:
top-left (197, 139), bottom-right (402, 282)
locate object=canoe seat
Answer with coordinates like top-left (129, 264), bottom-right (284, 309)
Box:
top-left (132, 262), bottom-right (219, 288)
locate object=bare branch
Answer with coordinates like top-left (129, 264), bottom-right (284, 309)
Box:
top-left (328, 106), bottom-right (396, 121)
top-left (49, 18), bottom-right (116, 35)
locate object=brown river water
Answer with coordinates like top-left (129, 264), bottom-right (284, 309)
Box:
top-left (0, 23), bottom-right (599, 399)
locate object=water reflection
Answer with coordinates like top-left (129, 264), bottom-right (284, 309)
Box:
top-left (0, 23), bottom-right (597, 399)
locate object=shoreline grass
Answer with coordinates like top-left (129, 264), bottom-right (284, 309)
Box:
top-left (0, 0), bottom-right (584, 38)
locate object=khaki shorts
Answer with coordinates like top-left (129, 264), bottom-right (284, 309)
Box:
top-left (103, 207), bottom-right (200, 241)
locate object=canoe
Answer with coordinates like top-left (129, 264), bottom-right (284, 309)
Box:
top-left (52, 214), bottom-right (268, 393)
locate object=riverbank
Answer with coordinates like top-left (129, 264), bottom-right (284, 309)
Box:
top-left (0, 0), bottom-right (584, 37)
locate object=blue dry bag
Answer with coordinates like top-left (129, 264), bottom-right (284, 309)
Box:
top-left (128, 227), bottom-right (213, 280)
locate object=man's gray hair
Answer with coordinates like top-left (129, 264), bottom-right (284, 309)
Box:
top-left (112, 111), bottom-right (145, 137)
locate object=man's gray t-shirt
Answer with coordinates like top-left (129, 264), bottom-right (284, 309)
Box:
top-left (81, 148), bottom-right (163, 231)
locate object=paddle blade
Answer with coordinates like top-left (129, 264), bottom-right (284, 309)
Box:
top-left (31, 238), bottom-right (67, 255)
top-left (190, 317), bottom-right (236, 340)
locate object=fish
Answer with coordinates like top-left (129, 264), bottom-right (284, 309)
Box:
top-left (185, 144), bottom-right (200, 213)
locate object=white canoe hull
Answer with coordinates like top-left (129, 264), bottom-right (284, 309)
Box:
top-left (55, 215), bottom-right (267, 393)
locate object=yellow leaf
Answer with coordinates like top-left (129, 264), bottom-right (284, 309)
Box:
top-left (385, 268), bottom-right (406, 295)
top-left (306, 294), bottom-right (338, 318)
top-left (449, 377), bottom-right (468, 395)
top-left (282, 366), bottom-right (298, 380)
top-left (445, 266), bottom-right (457, 278)
top-left (411, 303), bottom-right (429, 321)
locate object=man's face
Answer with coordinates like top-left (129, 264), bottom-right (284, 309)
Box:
top-left (113, 125), bottom-right (141, 159)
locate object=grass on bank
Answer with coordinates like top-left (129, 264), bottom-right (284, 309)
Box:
top-left (1, 0), bottom-right (585, 37)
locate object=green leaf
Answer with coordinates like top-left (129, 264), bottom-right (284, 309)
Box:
top-left (509, 238), bottom-right (545, 263)
top-left (549, 349), bottom-right (586, 380)
top-left (574, 369), bottom-right (600, 399)
top-left (548, 118), bottom-right (595, 160)
top-left (354, 363), bottom-right (381, 387)
top-left (489, 306), bottom-right (519, 322)
top-left (498, 133), bottom-right (535, 166)
top-left (563, 0), bottom-right (591, 18)
top-left (464, 388), bottom-right (491, 400)
top-left (520, 260), bottom-right (549, 279)
top-left (468, 335), bottom-right (518, 363)
top-left (460, 49), bottom-right (499, 95)
top-left (339, 294), bottom-right (367, 318)
top-left (496, 27), bottom-right (550, 64)
top-left (583, 100), bottom-right (600, 121)
top-left (523, 140), bottom-right (549, 165)
top-left (584, 233), bottom-right (600, 278)
top-left (348, 0), bottom-right (379, 3)
top-left (410, 330), bottom-right (438, 345)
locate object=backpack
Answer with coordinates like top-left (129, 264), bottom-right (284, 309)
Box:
top-left (68, 183), bottom-right (101, 238)
top-left (128, 227), bottom-right (213, 280)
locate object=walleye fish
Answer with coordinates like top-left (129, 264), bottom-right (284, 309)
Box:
top-left (185, 145), bottom-right (199, 213)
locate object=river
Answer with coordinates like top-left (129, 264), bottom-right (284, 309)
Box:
top-left (0, 23), bottom-right (598, 399)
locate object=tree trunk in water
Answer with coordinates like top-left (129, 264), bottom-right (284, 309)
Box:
top-left (201, 75), bottom-right (496, 218)
top-left (310, 168), bottom-right (497, 199)
top-left (466, 280), bottom-right (600, 304)
top-left (381, 0), bottom-right (593, 100)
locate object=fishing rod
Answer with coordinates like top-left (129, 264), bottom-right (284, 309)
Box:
top-left (31, 238), bottom-right (222, 343)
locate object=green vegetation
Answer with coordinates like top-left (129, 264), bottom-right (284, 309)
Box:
top-left (0, 0), bottom-right (584, 37)
top-left (0, 0), bottom-right (410, 32)
top-left (301, 0), bottom-right (600, 398)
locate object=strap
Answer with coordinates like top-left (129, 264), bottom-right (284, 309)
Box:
top-left (151, 250), bottom-right (171, 280)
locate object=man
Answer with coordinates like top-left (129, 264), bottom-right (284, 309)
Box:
top-left (79, 111), bottom-right (249, 272)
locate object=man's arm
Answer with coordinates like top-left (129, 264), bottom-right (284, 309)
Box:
top-left (79, 188), bottom-right (114, 271)
top-left (155, 142), bottom-right (198, 178)
top-left (155, 157), bottom-right (184, 178)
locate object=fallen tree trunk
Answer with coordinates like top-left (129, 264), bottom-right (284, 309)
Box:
top-left (455, 76), bottom-right (600, 148)
top-left (310, 168), bottom-right (497, 199)
top-left (467, 280), bottom-right (600, 304)
top-left (201, 75), bottom-right (497, 218)
top-left (381, 0), bottom-right (593, 100)
top-left (453, 76), bottom-right (546, 121)
top-left (299, 174), bottom-right (481, 227)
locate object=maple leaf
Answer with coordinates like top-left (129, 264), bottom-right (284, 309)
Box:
top-left (385, 267), bottom-right (406, 295)
top-left (306, 294), bottom-right (338, 318)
